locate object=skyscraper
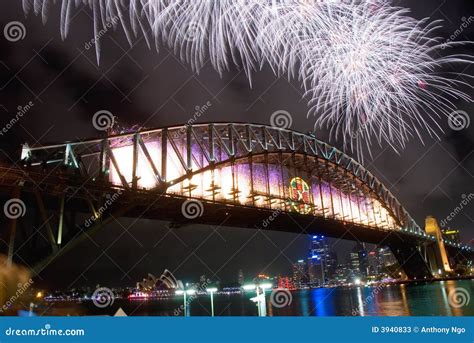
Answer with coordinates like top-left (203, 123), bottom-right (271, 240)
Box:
top-left (292, 260), bottom-right (308, 288)
top-left (367, 250), bottom-right (379, 277)
top-left (350, 250), bottom-right (360, 278)
top-left (351, 243), bottom-right (368, 278)
top-left (237, 269), bottom-right (244, 286)
top-left (325, 250), bottom-right (338, 279)
top-left (307, 256), bottom-right (324, 287)
top-left (378, 246), bottom-right (397, 267)
top-left (307, 235), bottom-right (337, 286)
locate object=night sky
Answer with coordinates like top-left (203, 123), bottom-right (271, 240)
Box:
top-left (0, 0), bottom-right (473, 289)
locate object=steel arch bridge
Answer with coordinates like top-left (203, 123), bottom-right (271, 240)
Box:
top-left (2, 123), bottom-right (472, 278)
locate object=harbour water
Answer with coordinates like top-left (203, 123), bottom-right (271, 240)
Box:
top-left (39, 280), bottom-right (474, 316)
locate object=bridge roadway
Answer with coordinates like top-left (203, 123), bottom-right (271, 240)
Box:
top-left (0, 165), bottom-right (471, 279)
top-left (0, 123), bottom-right (472, 278)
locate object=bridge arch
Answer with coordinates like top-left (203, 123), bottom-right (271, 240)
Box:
top-left (14, 122), bottom-right (472, 277)
top-left (23, 122), bottom-right (426, 236)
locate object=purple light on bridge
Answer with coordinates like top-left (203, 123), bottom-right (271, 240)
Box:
top-left (108, 134), bottom-right (399, 231)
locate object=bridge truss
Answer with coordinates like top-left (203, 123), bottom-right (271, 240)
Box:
top-left (1, 123), bottom-right (471, 276)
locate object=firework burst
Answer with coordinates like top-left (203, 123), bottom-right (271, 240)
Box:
top-left (22, 0), bottom-right (473, 160)
top-left (291, 3), bottom-right (473, 157)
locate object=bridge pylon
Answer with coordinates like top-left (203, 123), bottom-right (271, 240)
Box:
top-left (424, 216), bottom-right (452, 275)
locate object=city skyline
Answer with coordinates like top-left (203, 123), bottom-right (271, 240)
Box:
top-left (32, 227), bottom-right (470, 292)
top-left (0, 0), bottom-right (472, 322)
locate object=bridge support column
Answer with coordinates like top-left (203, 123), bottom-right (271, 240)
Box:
top-left (424, 216), bottom-right (452, 275)
top-left (57, 193), bottom-right (65, 246)
top-left (388, 243), bottom-right (432, 279)
top-left (34, 191), bottom-right (58, 252)
top-left (6, 187), bottom-right (21, 267)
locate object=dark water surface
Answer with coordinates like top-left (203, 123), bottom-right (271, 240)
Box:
top-left (41, 280), bottom-right (473, 316)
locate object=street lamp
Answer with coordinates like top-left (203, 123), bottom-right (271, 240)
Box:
top-left (243, 284), bottom-right (260, 316)
top-left (175, 289), bottom-right (195, 316)
top-left (185, 289), bottom-right (196, 316)
top-left (206, 287), bottom-right (218, 317)
top-left (259, 283), bottom-right (272, 317)
top-left (244, 283), bottom-right (272, 317)
top-left (175, 289), bottom-right (186, 316)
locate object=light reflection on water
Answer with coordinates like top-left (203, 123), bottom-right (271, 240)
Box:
top-left (43, 280), bottom-right (474, 316)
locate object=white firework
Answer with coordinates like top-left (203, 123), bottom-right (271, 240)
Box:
top-left (294, 3), bottom-right (472, 157)
top-left (22, 0), bottom-right (473, 159)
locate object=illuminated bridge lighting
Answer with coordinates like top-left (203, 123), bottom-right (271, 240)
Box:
top-left (22, 122), bottom-right (467, 249)
top-left (90, 123), bottom-right (413, 234)
top-left (109, 138), bottom-right (398, 231)
top-left (13, 122), bottom-right (473, 279)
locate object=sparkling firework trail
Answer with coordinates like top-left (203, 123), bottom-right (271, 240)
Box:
top-left (22, 0), bottom-right (473, 160)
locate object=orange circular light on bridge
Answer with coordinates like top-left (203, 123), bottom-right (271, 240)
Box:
top-left (289, 177), bottom-right (312, 214)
